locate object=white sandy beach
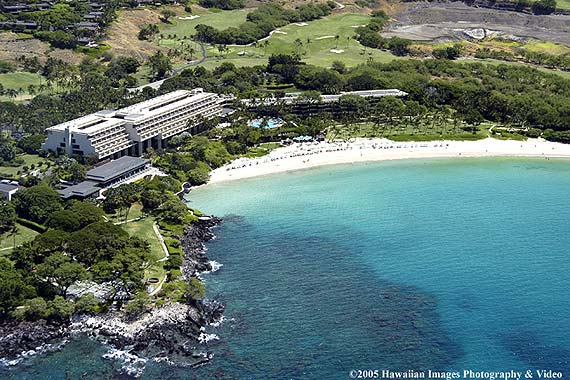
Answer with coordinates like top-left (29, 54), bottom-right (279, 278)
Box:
top-left (209, 138), bottom-right (570, 183)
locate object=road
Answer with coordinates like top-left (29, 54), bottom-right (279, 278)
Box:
top-left (128, 42), bottom-right (207, 93)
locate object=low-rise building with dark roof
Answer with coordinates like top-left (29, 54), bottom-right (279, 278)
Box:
top-left (56, 156), bottom-right (152, 199)
top-left (86, 156), bottom-right (151, 187)
top-left (0, 21), bottom-right (39, 31)
top-left (57, 180), bottom-right (100, 200)
top-left (0, 182), bottom-right (20, 201)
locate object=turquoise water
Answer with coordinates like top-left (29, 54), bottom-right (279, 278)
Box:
top-left (3, 158), bottom-right (570, 379)
top-left (249, 119), bottom-right (282, 129)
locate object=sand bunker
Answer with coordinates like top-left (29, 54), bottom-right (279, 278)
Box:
top-left (179, 15), bottom-right (200, 20)
top-left (316, 35), bottom-right (335, 40)
top-left (330, 49), bottom-right (345, 53)
top-left (295, 22), bottom-right (308, 26)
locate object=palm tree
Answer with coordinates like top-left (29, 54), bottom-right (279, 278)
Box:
top-left (294, 38), bottom-right (303, 56)
top-left (6, 88), bottom-right (18, 100)
top-left (263, 40), bottom-right (270, 56)
top-left (8, 224), bottom-right (19, 248)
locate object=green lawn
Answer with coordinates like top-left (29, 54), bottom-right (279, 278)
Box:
top-left (158, 12), bottom-right (399, 69)
top-left (245, 142), bottom-right (282, 158)
top-left (523, 40), bottom-right (570, 55)
top-left (0, 72), bottom-right (49, 101)
top-left (121, 217), bottom-right (167, 283)
top-left (107, 202), bottom-right (145, 223)
top-left (0, 223), bottom-right (40, 255)
top-left (557, 0), bottom-right (570, 10)
top-left (0, 154), bottom-right (49, 179)
top-left (327, 120), bottom-right (497, 142)
top-left (159, 8), bottom-right (248, 38)
top-left (459, 58), bottom-right (570, 80)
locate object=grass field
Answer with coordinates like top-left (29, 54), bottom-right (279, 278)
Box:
top-left (159, 13), bottom-right (399, 69)
top-left (0, 72), bottom-right (49, 101)
top-left (327, 120), bottom-right (497, 142)
top-left (245, 142), bottom-right (282, 158)
top-left (0, 154), bottom-right (49, 179)
top-left (121, 217), bottom-right (167, 283)
top-left (0, 223), bottom-right (40, 255)
top-left (459, 58), bottom-right (570, 80)
top-left (107, 203), bottom-right (145, 223)
top-left (523, 40), bottom-right (570, 55)
top-left (557, 0), bottom-right (570, 10)
top-left (159, 8), bottom-right (248, 38)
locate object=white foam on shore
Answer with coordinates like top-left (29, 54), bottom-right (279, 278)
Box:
top-left (209, 260), bottom-right (223, 273)
top-left (198, 333), bottom-right (220, 343)
top-left (103, 348), bottom-right (147, 378)
top-left (0, 340), bottom-right (68, 367)
top-left (209, 315), bottom-right (226, 327)
top-left (209, 138), bottom-right (570, 184)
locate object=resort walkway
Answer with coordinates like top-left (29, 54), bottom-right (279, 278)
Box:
top-left (148, 221), bottom-right (170, 296)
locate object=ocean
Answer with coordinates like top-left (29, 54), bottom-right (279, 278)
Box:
top-left (3, 158), bottom-right (570, 379)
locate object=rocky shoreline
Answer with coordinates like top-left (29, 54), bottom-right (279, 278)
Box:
top-left (181, 215), bottom-right (223, 277)
top-left (0, 215), bottom-right (224, 376)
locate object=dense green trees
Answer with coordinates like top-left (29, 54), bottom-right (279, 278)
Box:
top-left (16, 134), bottom-right (46, 154)
top-left (0, 201), bottom-right (16, 232)
top-left (46, 210), bottom-right (81, 232)
top-left (147, 51), bottom-right (173, 80)
top-left (6, 217), bottom-right (151, 318)
top-left (138, 23), bottom-right (159, 41)
top-left (532, 0), bottom-right (556, 14)
top-left (160, 9), bottom-right (176, 23)
top-left (294, 66), bottom-right (345, 94)
top-left (0, 258), bottom-right (36, 316)
top-left (37, 253), bottom-right (88, 298)
top-left (0, 135), bottom-right (17, 163)
top-left (194, 3), bottom-right (335, 45)
top-left (199, 0), bottom-right (245, 9)
top-left (12, 185), bottom-right (63, 224)
top-left (105, 56), bottom-right (141, 86)
top-left (433, 44), bottom-right (462, 60)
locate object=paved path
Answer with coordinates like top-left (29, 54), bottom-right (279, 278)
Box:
top-left (148, 221), bottom-right (170, 296)
top-left (128, 42), bottom-right (207, 93)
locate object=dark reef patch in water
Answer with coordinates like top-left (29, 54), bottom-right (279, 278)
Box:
top-left (499, 331), bottom-right (570, 373)
top-left (185, 219), bottom-right (464, 379)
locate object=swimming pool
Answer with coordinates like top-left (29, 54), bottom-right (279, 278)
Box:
top-left (249, 119), bottom-right (282, 129)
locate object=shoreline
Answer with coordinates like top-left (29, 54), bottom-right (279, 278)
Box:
top-left (0, 217), bottom-right (224, 377)
top-left (209, 138), bottom-right (570, 184)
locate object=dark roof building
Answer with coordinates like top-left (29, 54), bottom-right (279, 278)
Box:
top-left (56, 156), bottom-right (152, 199)
top-left (57, 181), bottom-right (100, 200)
top-left (86, 156), bottom-right (151, 186)
top-left (0, 182), bottom-right (20, 201)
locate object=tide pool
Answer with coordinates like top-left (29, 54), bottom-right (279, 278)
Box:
top-left (2, 158), bottom-right (569, 379)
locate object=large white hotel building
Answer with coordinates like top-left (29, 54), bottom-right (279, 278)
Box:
top-left (42, 89), bottom-right (223, 160)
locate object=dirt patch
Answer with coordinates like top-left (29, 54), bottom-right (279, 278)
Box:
top-left (103, 7), bottom-right (178, 61)
top-left (384, 2), bottom-right (570, 46)
top-left (0, 32), bottom-right (84, 64)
